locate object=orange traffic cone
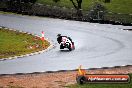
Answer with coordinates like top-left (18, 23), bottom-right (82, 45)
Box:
top-left (78, 65), bottom-right (86, 75)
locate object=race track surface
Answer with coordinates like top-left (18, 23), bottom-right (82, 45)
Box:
top-left (0, 14), bottom-right (132, 74)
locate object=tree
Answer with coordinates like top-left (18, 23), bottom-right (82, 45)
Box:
top-left (7, 0), bottom-right (37, 12)
top-left (70, 0), bottom-right (82, 16)
top-left (21, 0), bottom-right (37, 3)
top-left (53, 0), bottom-right (60, 3)
top-left (70, 0), bottom-right (82, 10)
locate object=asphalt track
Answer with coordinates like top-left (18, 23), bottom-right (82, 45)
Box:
top-left (0, 14), bottom-right (132, 74)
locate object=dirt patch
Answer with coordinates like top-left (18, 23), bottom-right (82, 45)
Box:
top-left (0, 65), bottom-right (132, 88)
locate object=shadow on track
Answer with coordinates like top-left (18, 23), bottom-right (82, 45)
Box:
top-left (59, 50), bottom-right (71, 52)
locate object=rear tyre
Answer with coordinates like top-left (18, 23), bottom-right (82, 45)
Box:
top-left (60, 44), bottom-right (64, 49)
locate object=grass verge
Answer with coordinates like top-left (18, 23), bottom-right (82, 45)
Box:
top-left (0, 27), bottom-right (50, 59)
top-left (68, 74), bottom-right (132, 88)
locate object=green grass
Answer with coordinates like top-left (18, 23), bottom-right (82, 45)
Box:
top-left (0, 28), bottom-right (50, 59)
top-left (104, 0), bottom-right (132, 14)
top-left (0, 11), bottom-right (18, 15)
top-left (37, 0), bottom-right (132, 14)
top-left (37, 0), bottom-right (96, 10)
top-left (68, 74), bottom-right (132, 88)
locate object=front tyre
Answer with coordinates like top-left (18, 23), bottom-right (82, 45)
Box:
top-left (68, 47), bottom-right (72, 51)
top-left (72, 42), bottom-right (75, 50)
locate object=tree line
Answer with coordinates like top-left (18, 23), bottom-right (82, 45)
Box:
top-left (0, 0), bottom-right (82, 15)
top-left (53, 0), bottom-right (83, 16)
top-left (0, 0), bottom-right (37, 12)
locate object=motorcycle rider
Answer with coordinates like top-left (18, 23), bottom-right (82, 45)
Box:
top-left (57, 34), bottom-right (74, 49)
top-left (57, 34), bottom-right (72, 43)
top-left (57, 34), bottom-right (62, 44)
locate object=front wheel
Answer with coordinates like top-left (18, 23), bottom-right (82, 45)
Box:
top-left (68, 47), bottom-right (72, 51)
top-left (72, 42), bottom-right (75, 50)
top-left (68, 44), bottom-right (72, 51)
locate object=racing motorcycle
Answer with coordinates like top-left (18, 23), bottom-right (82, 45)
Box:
top-left (60, 36), bottom-right (75, 51)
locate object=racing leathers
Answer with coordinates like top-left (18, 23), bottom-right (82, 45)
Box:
top-left (57, 36), bottom-right (74, 49)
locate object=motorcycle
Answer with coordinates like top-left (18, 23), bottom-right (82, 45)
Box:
top-left (60, 37), bottom-right (75, 51)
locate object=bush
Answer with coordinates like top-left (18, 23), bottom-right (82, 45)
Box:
top-left (88, 2), bottom-right (106, 20)
top-left (53, 0), bottom-right (60, 3)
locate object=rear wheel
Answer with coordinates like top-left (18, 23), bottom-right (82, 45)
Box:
top-left (60, 44), bottom-right (64, 49)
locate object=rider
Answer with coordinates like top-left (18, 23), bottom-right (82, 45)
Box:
top-left (57, 34), bottom-right (73, 44)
